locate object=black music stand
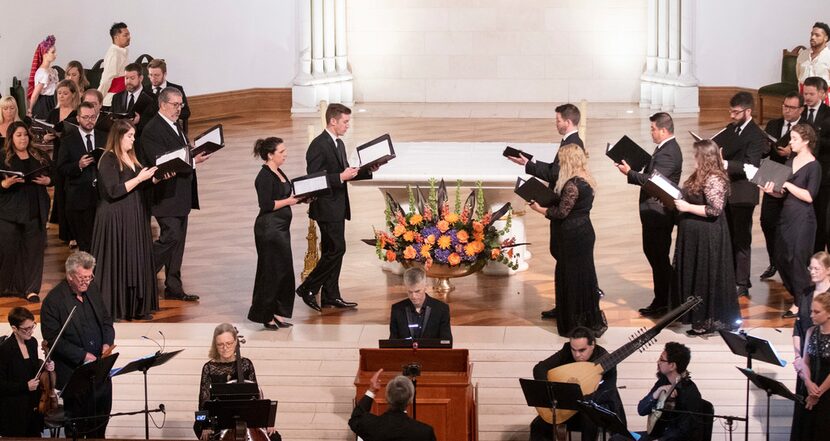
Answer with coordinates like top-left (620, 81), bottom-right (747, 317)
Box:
top-left (204, 399), bottom-right (277, 441)
top-left (110, 349), bottom-right (183, 440)
top-left (378, 338), bottom-right (453, 348)
top-left (520, 378), bottom-right (583, 440)
top-left (60, 354), bottom-right (119, 438)
top-left (576, 400), bottom-right (634, 441)
top-left (718, 330), bottom-right (786, 441)
top-left (737, 367), bottom-right (803, 441)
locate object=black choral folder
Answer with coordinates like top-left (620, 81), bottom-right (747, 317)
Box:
top-left (0, 164), bottom-right (51, 182)
top-left (514, 177), bottom-right (556, 207)
top-left (88, 148), bottom-right (107, 163)
top-left (190, 124), bottom-right (224, 156)
top-left (356, 133), bottom-right (396, 173)
top-left (605, 135), bottom-right (651, 172)
top-left (291, 171), bottom-right (330, 198)
top-left (749, 158), bottom-right (792, 193)
top-left (503, 146), bottom-right (534, 161)
top-left (643, 170), bottom-right (682, 210)
top-left (154, 146), bottom-right (193, 179)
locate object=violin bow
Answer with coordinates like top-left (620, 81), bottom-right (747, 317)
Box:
top-left (33, 305), bottom-right (78, 379)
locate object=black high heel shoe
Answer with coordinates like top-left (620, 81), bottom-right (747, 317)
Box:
top-left (263, 321), bottom-right (279, 330)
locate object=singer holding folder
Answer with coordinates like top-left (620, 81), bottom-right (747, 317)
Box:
top-left (42, 252), bottom-right (115, 439)
top-left (248, 137), bottom-right (308, 329)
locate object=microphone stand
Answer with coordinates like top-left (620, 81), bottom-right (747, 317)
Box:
top-left (65, 405), bottom-right (165, 441)
top-left (657, 407), bottom-right (745, 441)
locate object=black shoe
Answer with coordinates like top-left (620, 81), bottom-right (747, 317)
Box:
top-left (541, 308), bottom-right (557, 319)
top-left (759, 265), bottom-right (777, 280)
top-left (782, 310), bottom-right (797, 319)
top-left (166, 291), bottom-right (200, 301)
top-left (641, 306), bottom-right (668, 317)
top-left (263, 322), bottom-right (279, 330)
top-left (275, 319), bottom-right (293, 328)
top-left (134, 313), bottom-right (154, 321)
top-left (736, 286), bottom-right (750, 298)
top-left (638, 303), bottom-right (659, 315)
top-left (597, 288), bottom-right (605, 299)
top-left (322, 298), bottom-right (358, 308)
top-left (26, 293), bottom-right (41, 303)
top-left (296, 288), bottom-right (322, 312)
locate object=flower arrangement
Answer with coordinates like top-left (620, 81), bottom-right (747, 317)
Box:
top-left (374, 179), bottom-right (519, 270)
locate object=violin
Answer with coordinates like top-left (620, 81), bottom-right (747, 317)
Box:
top-left (37, 340), bottom-right (58, 415)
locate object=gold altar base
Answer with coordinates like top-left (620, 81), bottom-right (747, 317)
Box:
top-left (402, 260), bottom-right (486, 297)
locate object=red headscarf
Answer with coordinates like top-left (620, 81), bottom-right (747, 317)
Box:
top-left (27, 35), bottom-right (56, 99)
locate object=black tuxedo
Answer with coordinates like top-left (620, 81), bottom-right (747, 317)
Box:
top-left (141, 113), bottom-right (200, 295)
top-left (802, 102), bottom-right (830, 129)
top-left (41, 279), bottom-right (114, 438)
top-left (389, 295), bottom-right (452, 340)
top-left (762, 118), bottom-right (798, 261)
top-left (111, 88), bottom-right (156, 135)
top-left (524, 132), bottom-right (584, 187)
top-left (0, 337), bottom-right (42, 436)
top-left (300, 130), bottom-right (371, 302)
top-left (57, 128), bottom-right (106, 251)
top-left (349, 394), bottom-right (436, 441)
top-left (148, 81), bottom-right (190, 135)
top-left (720, 118), bottom-right (765, 288)
top-left (625, 137), bottom-right (682, 308)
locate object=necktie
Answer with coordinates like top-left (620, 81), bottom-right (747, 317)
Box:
top-left (336, 138), bottom-right (347, 167)
top-left (808, 108), bottom-right (815, 125)
top-left (176, 122), bottom-right (187, 146)
top-left (85, 134), bottom-right (93, 153)
top-left (735, 126), bottom-right (742, 136)
top-left (784, 122), bottom-right (791, 137)
top-left (127, 93), bottom-right (135, 111)
top-left (154, 86), bottom-right (161, 96)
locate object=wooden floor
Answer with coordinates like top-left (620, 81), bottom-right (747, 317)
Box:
top-left (0, 106), bottom-right (795, 330)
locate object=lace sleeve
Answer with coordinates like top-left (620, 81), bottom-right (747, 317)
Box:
top-left (702, 176), bottom-right (727, 217)
top-left (198, 362), bottom-right (212, 410)
top-left (546, 180), bottom-right (578, 219)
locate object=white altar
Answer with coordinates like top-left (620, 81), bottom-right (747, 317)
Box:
top-left (350, 141), bottom-right (558, 276)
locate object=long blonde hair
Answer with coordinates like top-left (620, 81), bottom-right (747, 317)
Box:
top-left (56, 79), bottom-right (80, 110)
top-left (554, 144), bottom-right (596, 194)
top-left (0, 96), bottom-right (21, 125)
top-left (104, 120), bottom-right (141, 171)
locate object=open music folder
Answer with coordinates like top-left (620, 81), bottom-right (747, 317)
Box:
top-left (291, 171), bottom-right (331, 198)
top-left (356, 133), bottom-right (396, 173)
top-left (154, 146), bottom-right (193, 179)
top-left (0, 164), bottom-right (52, 182)
top-left (642, 170), bottom-right (682, 210)
top-left (748, 158), bottom-right (792, 193)
top-left (514, 177), bottom-right (557, 207)
top-left (191, 124), bottom-right (224, 156)
top-left (605, 135), bottom-right (651, 172)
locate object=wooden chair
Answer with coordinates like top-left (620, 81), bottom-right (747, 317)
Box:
top-left (757, 46), bottom-right (805, 123)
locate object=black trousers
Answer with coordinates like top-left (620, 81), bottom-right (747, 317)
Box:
top-left (641, 211), bottom-right (674, 307)
top-left (153, 215), bottom-right (188, 294)
top-left (300, 220), bottom-right (346, 302)
top-left (760, 195), bottom-right (783, 266)
top-left (0, 218), bottom-right (45, 296)
top-left (64, 378), bottom-right (112, 439)
top-left (530, 414), bottom-right (600, 441)
top-left (814, 186), bottom-right (830, 252)
top-left (65, 207), bottom-right (96, 253)
top-left (726, 204), bottom-right (755, 288)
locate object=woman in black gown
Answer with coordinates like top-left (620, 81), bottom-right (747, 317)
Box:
top-left (672, 140), bottom-right (741, 335)
top-left (0, 122), bottom-right (52, 302)
top-left (45, 79), bottom-right (80, 241)
top-left (791, 292), bottom-right (830, 440)
top-left (529, 144), bottom-right (606, 337)
top-left (248, 137), bottom-right (305, 329)
top-left (762, 124), bottom-right (822, 318)
top-left (90, 120), bottom-right (160, 320)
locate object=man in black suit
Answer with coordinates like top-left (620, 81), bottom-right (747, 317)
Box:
top-left (296, 103), bottom-right (374, 311)
top-left (81, 89), bottom-right (112, 133)
top-left (615, 112), bottom-right (683, 317)
top-left (803, 77), bottom-right (830, 252)
top-left (140, 87), bottom-right (210, 302)
top-left (110, 63), bottom-right (155, 137)
top-left (41, 252), bottom-right (115, 439)
top-left (721, 92), bottom-right (766, 298)
top-left (760, 92), bottom-right (803, 278)
top-left (147, 58), bottom-right (190, 135)
top-left (389, 267), bottom-right (452, 340)
top-left (349, 368), bottom-right (437, 441)
top-left (57, 102), bottom-right (105, 252)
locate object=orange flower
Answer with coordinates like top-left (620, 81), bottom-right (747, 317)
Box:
top-left (386, 250), bottom-right (397, 262)
top-left (448, 253), bottom-right (462, 266)
top-left (456, 230), bottom-right (469, 243)
top-left (426, 234), bottom-right (436, 245)
top-left (403, 230), bottom-right (415, 242)
top-left (437, 235), bottom-right (452, 249)
top-left (420, 243), bottom-right (432, 257)
top-left (423, 207), bottom-right (433, 221)
top-left (463, 243), bottom-right (478, 257)
top-left (472, 221), bottom-right (484, 233)
top-left (507, 248), bottom-right (514, 258)
top-left (445, 212), bottom-right (460, 223)
top-left (409, 214), bottom-right (423, 225)
top-left (437, 220), bottom-right (450, 233)
top-left (471, 240), bottom-right (485, 253)
top-left (393, 224), bottom-right (406, 237)
top-left (491, 248), bottom-right (501, 259)
top-left (403, 246), bottom-right (417, 260)
top-left (473, 232), bottom-right (485, 242)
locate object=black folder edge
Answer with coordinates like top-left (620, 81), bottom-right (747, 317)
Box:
top-left (109, 348), bottom-right (185, 377)
top-left (356, 133), bottom-right (396, 172)
top-left (642, 170), bottom-right (682, 210)
top-left (1, 164), bottom-right (52, 182)
top-left (190, 124), bottom-right (224, 157)
top-left (748, 158), bottom-right (792, 193)
top-left (60, 353), bottom-right (120, 399)
top-left (154, 146), bottom-right (193, 179)
top-left (605, 135), bottom-right (651, 172)
top-left (377, 338), bottom-right (453, 348)
top-left (518, 378), bottom-right (584, 411)
top-left (514, 176), bottom-right (556, 207)
top-left (291, 171), bottom-right (331, 198)
top-left (503, 146), bottom-right (534, 161)
top-left (204, 399), bottom-right (277, 430)
top-left (718, 330), bottom-right (787, 368)
top-left (736, 367), bottom-right (804, 404)
top-left (89, 148), bottom-right (107, 163)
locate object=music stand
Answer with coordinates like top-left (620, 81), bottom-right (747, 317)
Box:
top-left (378, 338), bottom-right (452, 349)
top-left (576, 400), bottom-right (635, 441)
top-left (204, 399), bottom-right (277, 440)
top-left (719, 330), bottom-right (786, 441)
top-left (110, 349), bottom-right (184, 440)
top-left (737, 367), bottom-right (803, 441)
top-left (519, 378), bottom-right (583, 440)
top-left (60, 354), bottom-right (119, 438)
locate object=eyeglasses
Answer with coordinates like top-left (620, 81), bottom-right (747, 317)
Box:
top-left (782, 104), bottom-right (803, 110)
top-left (78, 115), bottom-right (97, 121)
top-left (15, 323), bottom-right (37, 333)
top-left (72, 273), bottom-right (95, 283)
top-left (729, 108), bottom-right (748, 115)
top-left (165, 101), bottom-right (184, 109)
top-left (657, 358), bottom-right (670, 364)
top-left (216, 341), bottom-right (235, 349)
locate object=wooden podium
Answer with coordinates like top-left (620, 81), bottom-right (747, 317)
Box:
top-left (354, 348), bottom-right (477, 441)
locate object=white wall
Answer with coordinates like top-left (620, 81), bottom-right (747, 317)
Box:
top-left (0, 0), bottom-right (297, 97)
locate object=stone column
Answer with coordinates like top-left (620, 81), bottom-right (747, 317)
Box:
top-left (323, 0), bottom-right (336, 74)
top-left (296, 0), bottom-right (312, 82)
top-left (311, 0), bottom-right (324, 77)
top-left (640, 0), bottom-right (658, 108)
top-left (335, 0), bottom-right (348, 73)
top-left (673, 0), bottom-right (700, 112)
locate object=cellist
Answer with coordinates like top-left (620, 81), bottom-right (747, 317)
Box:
top-left (0, 306), bottom-right (55, 437)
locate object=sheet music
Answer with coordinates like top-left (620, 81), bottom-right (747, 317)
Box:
top-left (195, 126), bottom-right (222, 148)
top-left (359, 138), bottom-right (393, 165)
top-left (651, 174), bottom-right (682, 199)
top-left (710, 127), bottom-right (727, 139)
top-left (155, 147), bottom-right (188, 165)
top-left (744, 164), bottom-right (759, 180)
top-left (33, 118), bottom-right (54, 128)
top-left (293, 175), bottom-right (328, 195)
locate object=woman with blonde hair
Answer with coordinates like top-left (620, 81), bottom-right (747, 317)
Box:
top-left (790, 291), bottom-right (830, 439)
top-left (0, 96), bottom-right (22, 146)
top-left (672, 140), bottom-right (741, 335)
top-left (529, 144), bottom-right (606, 336)
top-left (65, 60), bottom-right (90, 91)
top-left (45, 79), bottom-right (81, 237)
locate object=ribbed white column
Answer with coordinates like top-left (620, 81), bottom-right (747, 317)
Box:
top-left (645, 0), bottom-right (658, 76)
top-left (656, 0), bottom-right (669, 76)
top-left (323, 0), bottom-right (337, 74)
top-left (679, 0), bottom-right (698, 83)
top-left (297, 0), bottom-right (312, 80)
top-left (667, 0), bottom-right (681, 79)
top-left (334, 0), bottom-right (348, 73)
top-left (311, 0), bottom-right (324, 76)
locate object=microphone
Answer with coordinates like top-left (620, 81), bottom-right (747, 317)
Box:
top-left (142, 335), bottom-right (163, 355)
top-left (158, 330), bottom-right (166, 353)
top-left (159, 403), bottom-right (166, 414)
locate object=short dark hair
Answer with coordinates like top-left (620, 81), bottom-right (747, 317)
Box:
top-left (325, 103), bottom-right (351, 125)
top-left (568, 326), bottom-right (596, 346)
top-left (82, 88), bottom-right (104, 104)
top-left (649, 112), bottom-right (674, 133)
top-left (110, 22), bottom-right (128, 39)
top-left (555, 103), bottom-right (581, 126)
top-left (784, 91), bottom-right (805, 107)
top-left (158, 86), bottom-right (183, 104)
top-left (124, 63), bottom-right (142, 76)
top-left (8, 306), bottom-right (34, 327)
top-left (148, 58), bottom-right (167, 73)
top-left (791, 123), bottom-right (818, 152)
top-left (814, 22), bottom-right (830, 39)
top-left (78, 101), bottom-right (96, 113)
top-left (729, 91), bottom-right (754, 110)
top-left (804, 76), bottom-right (829, 93)
top-left (253, 137), bottom-right (284, 160)
top-left (664, 342), bottom-right (691, 374)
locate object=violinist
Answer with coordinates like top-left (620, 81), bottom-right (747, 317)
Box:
top-left (41, 251), bottom-right (115, 438)
top-left (0, 306), bottom-right (55, 436)
top-left (195, 323), bottom-right (280, 441)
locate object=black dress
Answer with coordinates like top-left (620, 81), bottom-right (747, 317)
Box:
top-left (792, 285), bottom-right (817, 441)
top-left (90, 152), bottom-right (157, 320)
top-left (546, 177), bottom-right (606, 337)
top-left (670, 175), bottom-right (741, 332)
top-left (0, 153), bottom-right (51, 297)
top-left (248, 166), bottom-right (296, 323)
top-left (45, 108), bottom-right (76, 239)
top-left (791, 326), bottom-right (830, 441)
top-left (0, 336), bottom-right (43, 437)
top-left (775, 159), bottom-right (821, 305)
